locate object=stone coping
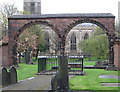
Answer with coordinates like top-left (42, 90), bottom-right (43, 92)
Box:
top-left (38, 55), bottom-right (84, 58)
top-left (9, 13), bottom-right (115, 19)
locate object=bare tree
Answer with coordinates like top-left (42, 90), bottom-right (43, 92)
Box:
top-left (0, 3), bottom-right (19, 36)
top-left (49, 30), bottom-right (60, 55)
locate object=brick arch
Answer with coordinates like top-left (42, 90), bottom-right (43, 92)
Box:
top-left (64, 18), bottom-right (115, 65)
top-left (9, 20), bottom-right (60, 65)
top-left (8, 14), bottom-right (116, 67)
top-left (14, 20), bottom-right (60, 41)
top-left (64, 18), bottom-right (112, 37)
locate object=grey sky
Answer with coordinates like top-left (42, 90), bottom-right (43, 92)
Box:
top-left (0, 0), bottom-right (119, 19)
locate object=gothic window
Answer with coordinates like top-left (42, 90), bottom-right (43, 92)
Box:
top-left (45, 33), bottom-right (49, 50)
top-left (71, 33), bottom-right (76, 50)
top-left (30, 2), bottom-right (35, 14)
top-left (84, 33), bottom-right (89, 40)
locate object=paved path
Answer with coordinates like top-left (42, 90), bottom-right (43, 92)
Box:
top-left (2, 75), bottom-right (75, 90)
top-left (2, 75), bottom-right (52, 90)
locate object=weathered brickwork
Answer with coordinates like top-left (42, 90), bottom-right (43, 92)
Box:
top-left (0, 44), bottom-right (13, 67)
top-left (114, 43), bottom-right (120, 70)
top-left (8, 14), bottom-right (117, 67)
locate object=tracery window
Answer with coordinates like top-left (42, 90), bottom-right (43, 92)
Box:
top-left (84, 33), bottom-right (89, 40)
top-left (45, 32), bottom-right (49, 50)
top-left (71, 33), bottom-right (76, 50)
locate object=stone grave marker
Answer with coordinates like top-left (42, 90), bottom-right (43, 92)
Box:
top-left (9, 66), bottom-right (17, 84)
top-left (38, 57), bottom-right (46, 73)
top-left (2, 67), bottom-right (10, 87)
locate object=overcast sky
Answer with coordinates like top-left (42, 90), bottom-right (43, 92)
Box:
top-left (0, 0), bottom-right (119, 19)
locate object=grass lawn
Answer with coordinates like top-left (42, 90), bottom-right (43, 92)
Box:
top-left (84, 57), bottom-right (105, 61)
top-left (83, 61), bottom-right (96, 66)
top-left (16, 59), bottom-right (96, 81)
top-left (17, 63), bottom-right (38, 81)
top-left (16, 63), bottom-right (120, 91)
top-left (69, 69), bottom-right (120, 91)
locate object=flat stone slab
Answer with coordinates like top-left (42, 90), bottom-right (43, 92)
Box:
top-left (100, 83), bottom-right (120, 87)
top-left (99, 75), bottom-right (120, 79)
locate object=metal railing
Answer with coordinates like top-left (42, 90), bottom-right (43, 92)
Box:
top-left (38, 55), bottom-right (84, 75)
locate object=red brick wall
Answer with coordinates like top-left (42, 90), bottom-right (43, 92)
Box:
top-left (114, 44), bottom-right (120, 70)
top-left (0, 45), bottom-right (12, 68)
top-left (8, 17), bottom-right (115, 65)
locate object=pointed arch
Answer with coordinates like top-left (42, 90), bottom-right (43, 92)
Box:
top-left (44, 32), bottom-right (49, 50)
top-left (71, 33), bottom-right (76, 50)
top-left (84, 33), bottom-right (89, 40)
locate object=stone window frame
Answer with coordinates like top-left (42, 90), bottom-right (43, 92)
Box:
top-left (84, 33), bottom-right (89, 40)
top-left (70, 33), bottom-right (76, 50)
top-left (44, 32), bottom-right (50, 50)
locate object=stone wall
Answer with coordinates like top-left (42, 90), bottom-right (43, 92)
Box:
top-left (114, 44), bottom-right (120, 70)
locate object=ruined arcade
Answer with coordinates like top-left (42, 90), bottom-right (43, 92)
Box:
top-left (7, 13), bottom-right (120, 91)
top-left (8, 13), bottom-right (116, 66)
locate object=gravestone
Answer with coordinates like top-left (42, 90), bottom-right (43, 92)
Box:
top-left (58, 56), bottom-right (69, 90)
top-left (9, 66), bottom-right (17, 84)
top-left (38, 57), bottom-right (46, 73)
top-left (51, 71), bottom-right (60, 91)
top-left (2, 67), bottom-right (10, 87)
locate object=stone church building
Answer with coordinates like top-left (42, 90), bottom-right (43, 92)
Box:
top-left (23, 0), bottom-right (97, 55)
top-left (39, 24), bottom-right (97, 55)
top-left (24, 0), bottom-right (41, 14)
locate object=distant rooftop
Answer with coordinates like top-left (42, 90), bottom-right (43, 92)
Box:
top-left (9, 13), bottom-right (115, 19)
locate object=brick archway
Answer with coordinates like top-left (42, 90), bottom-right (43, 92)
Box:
top-left (14, 20), bottom-right (60, 41)
top-left (64, 18), bottom-right (111, 36)
top-left (8, 13), bottom-right (116, 66)
top-left (8, 19), bottom-right (60, 65)
top-left (8, 13), bottom-right (117, 90)
top-left (64, 18), bottom-right (115, 65)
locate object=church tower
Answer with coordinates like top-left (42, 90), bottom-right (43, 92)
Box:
top-left (24, 0), bottom-right (41, 14)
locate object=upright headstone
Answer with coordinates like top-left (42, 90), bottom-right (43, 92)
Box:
top-left (51, 71), bottom-right (60, 90)
top-left (9, 66), bottom-right (17, 84)
top-left (2, 67), bottom-right (10, 87)
top-left (58, 56), bottom-right (69, 90)
top-left (38, 57), bottom-right (46, 73)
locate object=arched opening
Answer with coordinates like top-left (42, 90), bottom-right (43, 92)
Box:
top-left (65, 19), bottom-right (112, 60)
top-left (44, 32), bottom-right (50, 50)
top-left (71, 33), bottom-right (76, 51)
top-left (65, 21), bottom-right (110, 76)
top-left (84, 33), bottom-right (89, 40)
top-left (65, 21), bottom-right (115, 91)
top-left (11, 21), bottom-right (60, 81)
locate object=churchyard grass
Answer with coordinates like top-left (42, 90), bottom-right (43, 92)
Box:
top-left (16, 63), bottom-right (119, 91)
top-left (17, 64), bottom-right (38, 81)
top-left (83, 61), bottom-right (96, 66)
top-left (84, 57), bottom-right (105, 61)
top-left (69, 69), bottom-right (119, 90)
top-left (16, 58), bottom-right (96, 81)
